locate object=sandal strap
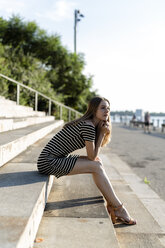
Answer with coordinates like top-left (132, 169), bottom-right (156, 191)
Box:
top-left (106, 203), bottom-right (123, 224)
top-left (113, 203), bottom-right (123, 211)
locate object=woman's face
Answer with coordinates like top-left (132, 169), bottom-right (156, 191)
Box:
top-left (95, 100), bottom-right (110, 121)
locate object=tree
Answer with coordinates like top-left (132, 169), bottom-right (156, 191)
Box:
top-left (0, 15), bottom-right (97, 113)
top-left (0, 44), bottom-right (11, 97)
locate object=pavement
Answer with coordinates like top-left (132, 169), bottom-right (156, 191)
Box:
top-left (110, 123), bottom-right (165, 201)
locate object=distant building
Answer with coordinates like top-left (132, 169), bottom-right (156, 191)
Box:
top-left (135, 109), bottom-right (144, 121)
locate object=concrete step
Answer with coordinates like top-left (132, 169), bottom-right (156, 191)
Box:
top-left (0, 126), bottom-right (63, 248)
top-left (35, 145), bottom-right (165, 248)
top-left (0, 96), bottom-right (17, 105)
top-left (100, 150), bottom-right (165, 248)
top-left (34, 148), bottom-right (165, 248)
top-left (0, 116), bottom-right (55, 133)
top-left (0, 104), bottom-right (45, 118)
top-left (0, 96), bottom-right (45, 118)
top-left (34, 148), bottom-right (120, 248)
top-left (0, 120), bottom-right (64, 168)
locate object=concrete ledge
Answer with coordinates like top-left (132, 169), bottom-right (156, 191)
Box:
top-left (34, 149), bottom-right (120, 248)
top-left (0, 162), bottom-right (54, 248)
top-left (0, 105), bottom-right (46, 118)
top-left (0, 96), bottom-right (17, 105)
top-left (0, 126), bottom-right (63, 248)
top-left (34, 217), bottom-right (116, 248)
top-left (0, 120), bottom-right (64, 168)
top-left (17, 175), bottom-right (54, 248)
top-left (0, 116), bottom-right (55, 133)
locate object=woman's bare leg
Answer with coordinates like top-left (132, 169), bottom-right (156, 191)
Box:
top-left (68, 157), bottom-right (133, 221)
top-left (91, 168), bottom-right (121, 206)
top-left (68, 157), bottom-right (121, 206)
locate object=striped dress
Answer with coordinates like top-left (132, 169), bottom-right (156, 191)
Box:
top-left (37, 121), bottom-right (95, 178)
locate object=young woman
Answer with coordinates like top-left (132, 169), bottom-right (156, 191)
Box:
top-left (37, 96), bottom-right (136, 225)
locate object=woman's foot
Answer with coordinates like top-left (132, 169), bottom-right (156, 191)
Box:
top-left (107, 204), bottom-right (136, 225)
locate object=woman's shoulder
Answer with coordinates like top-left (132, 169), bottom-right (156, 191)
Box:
top-left (79, 120), bottom-right (95, 128)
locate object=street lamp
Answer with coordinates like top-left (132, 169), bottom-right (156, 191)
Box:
top-left (74, 9), bottom-right (84, 54)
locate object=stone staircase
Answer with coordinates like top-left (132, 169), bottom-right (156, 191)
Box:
top-left (0, 96), bottom-right (165, 248)
top-left (0, 97), bottom-right (64, 248)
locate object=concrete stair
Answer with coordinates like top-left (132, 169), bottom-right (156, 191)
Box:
top-left (33, 148), bottom-right (165, 248)
top-left (1, 124), bottom-right (165, 247)
top-left (0, 96), bottom-right (45, 118)
top-left (0, 121), bottom-right (64, 168)
top-left (1, 96), bottom-right (165, 248)
top-left (0, 96), bottom-right (120, 248)
top-left (0, 135), bottom-right (120, 248)
top-left (0, 116), bottom-right (55, 133)
top-left (34, 148), bottom-right (120, 248)
top-left (0, 96), bottom-right (65, 248)
top-left (0, 96), bottom-right (63, 168)
top-left (0, 132), bottom-right (60, 248)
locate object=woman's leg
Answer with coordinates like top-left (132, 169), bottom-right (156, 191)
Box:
top-left (68, 157), bottom-right (121, 206)
top-left (68, 156), bottom-right (136, 223)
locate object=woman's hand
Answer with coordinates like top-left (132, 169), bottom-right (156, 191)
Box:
top-left (94, 156), bottom-right (102, 162)
top-left (98, 120), bottom-right (110, 135)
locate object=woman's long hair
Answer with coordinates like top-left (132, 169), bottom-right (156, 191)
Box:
top-left (64, 96), bottom-right (111, 146)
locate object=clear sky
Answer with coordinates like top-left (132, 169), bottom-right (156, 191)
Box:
top-left (0, 0), bottom-right (165, 113)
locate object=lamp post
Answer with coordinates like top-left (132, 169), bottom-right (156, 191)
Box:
top-left (74, 9), bottom-right (84, 54)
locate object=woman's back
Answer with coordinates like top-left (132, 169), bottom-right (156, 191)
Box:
top-left (40, 121), bottom-right (95, 157)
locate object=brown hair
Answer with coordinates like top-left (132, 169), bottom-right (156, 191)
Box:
top-left (64, 96), bottom-right (111, 146)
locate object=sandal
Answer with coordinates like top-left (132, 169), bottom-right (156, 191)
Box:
top-left (107, 203), bottom-right (136, 225)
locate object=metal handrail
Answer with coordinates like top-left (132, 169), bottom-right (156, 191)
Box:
top-left (0, 73), bottom-right (82, 120)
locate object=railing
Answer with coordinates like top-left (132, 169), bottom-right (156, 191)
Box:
top-left (0, 73), bottom-right (82, 121)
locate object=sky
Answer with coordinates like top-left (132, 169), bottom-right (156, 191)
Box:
top-left (0, 0), bottom-right (165, 113)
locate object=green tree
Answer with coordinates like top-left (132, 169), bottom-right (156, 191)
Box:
top-left (0, 44), bottom-right (11, 97)
top-left (0, 15), bottom-right (97, 113)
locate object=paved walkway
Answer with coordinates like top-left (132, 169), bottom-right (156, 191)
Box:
top-left (110, 123), bottom-right (165, 201)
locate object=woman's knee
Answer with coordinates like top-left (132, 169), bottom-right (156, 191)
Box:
top-left (92, 160), bottom-right (105, 174)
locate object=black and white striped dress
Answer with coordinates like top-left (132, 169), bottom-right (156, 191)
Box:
top-left (37, 121), bottom-right (95, 178)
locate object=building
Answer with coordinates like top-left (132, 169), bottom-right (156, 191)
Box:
top-left (135, 109), bottom-right (144, 121)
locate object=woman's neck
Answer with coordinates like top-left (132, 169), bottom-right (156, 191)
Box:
top-left (91, 117), bottom-right (100, 127)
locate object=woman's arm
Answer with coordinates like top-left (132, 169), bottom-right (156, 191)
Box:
top-left (85, 121), bottom-right (109, 161)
